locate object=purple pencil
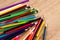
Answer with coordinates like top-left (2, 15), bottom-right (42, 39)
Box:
top-left (0, 0), bottom-right (29, 11)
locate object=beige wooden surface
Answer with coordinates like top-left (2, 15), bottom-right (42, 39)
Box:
top-left (0, 0), bottom-right (60, 40)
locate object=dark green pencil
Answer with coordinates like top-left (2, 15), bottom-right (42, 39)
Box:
top-left (43, 26), bottom-right (47, 40)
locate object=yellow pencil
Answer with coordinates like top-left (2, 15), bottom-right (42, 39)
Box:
top-left (35, 21), bottom-right (45, 40)
top-left (0, 4), bottom-right (25, 15)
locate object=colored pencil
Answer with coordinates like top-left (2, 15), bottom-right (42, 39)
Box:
top-left (0, 23), bottom-right (34, 40)
top-left (8, 15), bottom-right (36, 23)
top-left (0, 4), bottom-right (27, 16)
top-left (0, 0), bottom-right (29, 11)
top-left (12, 21), bottom-right (37, 40)
top-left (43, 26), bottom-right (47, 40)
top-left (0, 17), bottom-right (40, 29)
top-left (0, 9), bottom-right (38, 26)
top-left (5, 12), bottom-right (30, 23)
top-left (0, 9), bottom-right (38, 22)
top-left (0, 29), bottom-right (26, 40)
top-left (12, 22), bottom-right (37, 40)
top-left (4, 24), bottom-right (34, 40)
top-left (0, 5), bottom-right (27, 18)
top-left (0, 15), bottom-right (36, 26)
top-left (19, 26), bottom-right (35, 40)
top-left (26, 18), bottom-right (43, 40)
top-left (0, 17), bottom-right (41, 34)
top-left (5, 23), bottom-right (35, 34)
top-left (5, 9), bottom-right (38, 23)
top-left (12, 21), bottom-right (38, 40)
top-left (35, 21), bottom-right (45, 40)
top-left (0, 8), bottom-right (31, 22)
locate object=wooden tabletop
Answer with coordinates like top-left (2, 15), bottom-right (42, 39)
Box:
top-left (0, 0), bottom-right (60, 40)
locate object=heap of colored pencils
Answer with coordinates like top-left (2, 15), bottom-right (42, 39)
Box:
top-left (0, 1), bottom-right (47, 40)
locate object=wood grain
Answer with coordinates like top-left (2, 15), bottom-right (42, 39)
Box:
top-left (0, 0), bottom-right (60, 40)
